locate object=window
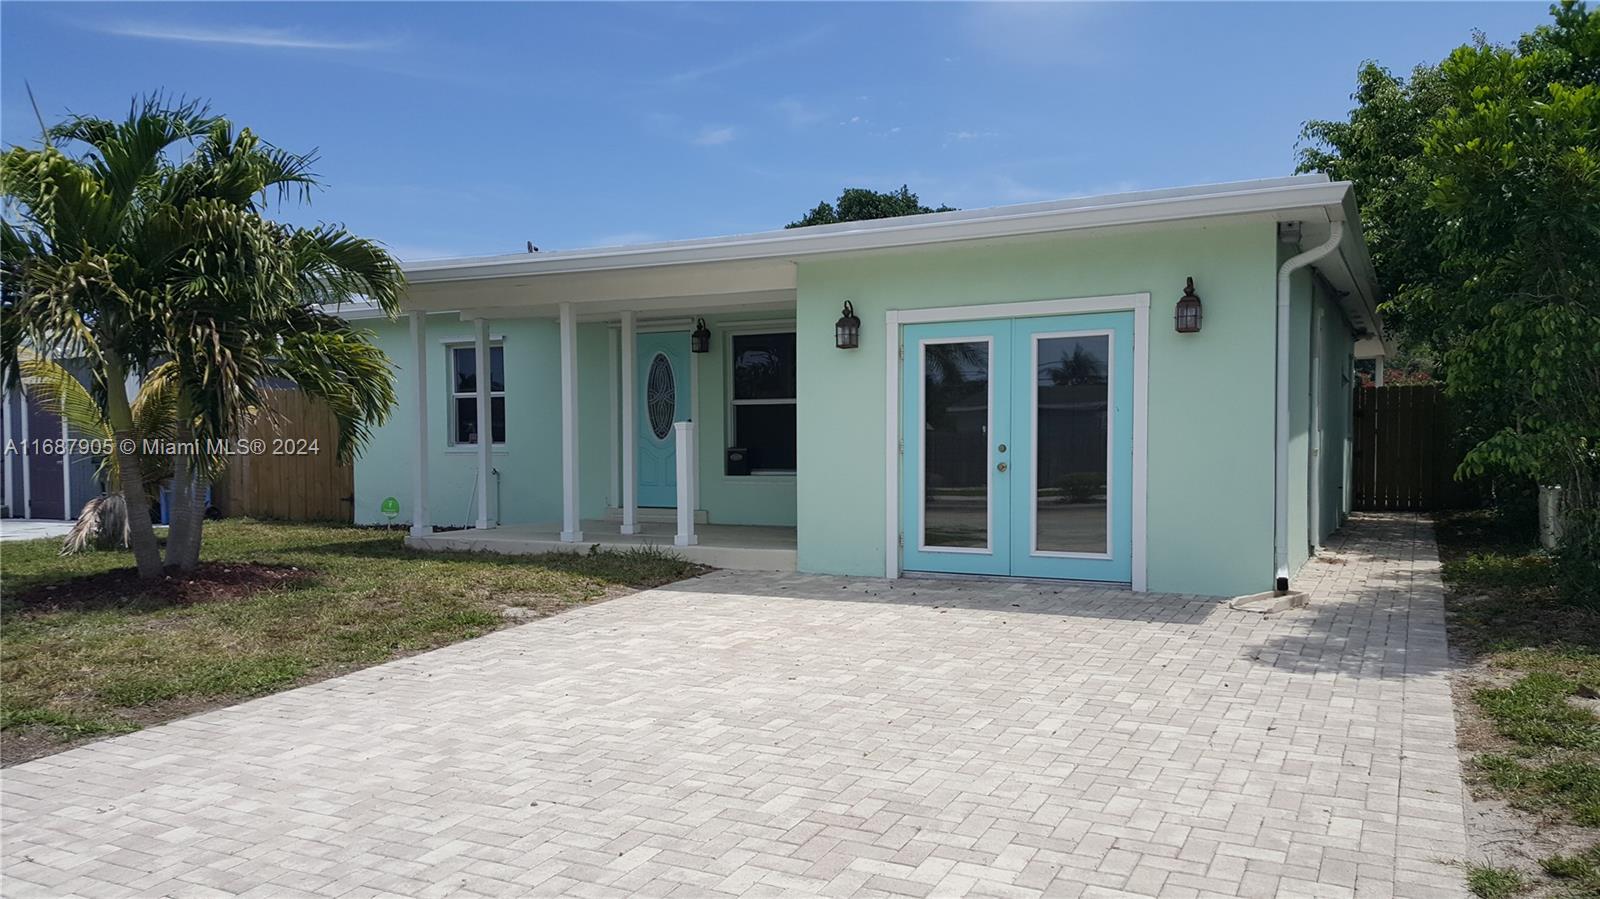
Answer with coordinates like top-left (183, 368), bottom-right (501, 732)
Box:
top-left (729, 331), bottom-right (796, 472)
top-left (449, 344), bottom-right (505, 445)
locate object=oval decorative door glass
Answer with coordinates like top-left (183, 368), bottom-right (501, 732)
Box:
top-left (647, 352), bottom-right (676, 439)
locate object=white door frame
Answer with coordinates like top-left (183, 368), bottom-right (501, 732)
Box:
top-left (884, 292), bottom-right (1150, 590)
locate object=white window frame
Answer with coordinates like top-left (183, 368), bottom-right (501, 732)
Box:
top-left (725, 325), bottom-right (797, 476)
top-left (446, 340), bottom-right (506, 448)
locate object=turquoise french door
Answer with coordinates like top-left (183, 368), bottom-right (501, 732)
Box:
top-left (901, 312), bottom-right (1134, 582)
top-left (636, 331), bottom-right (690, 507)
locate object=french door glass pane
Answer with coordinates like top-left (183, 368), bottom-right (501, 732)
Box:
top-left (1035, 335), bottom-right (1109, 554)
top-left (923, 341), bottom-right (989, 548)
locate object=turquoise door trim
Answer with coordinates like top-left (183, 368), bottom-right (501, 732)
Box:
top-left (1009, 312), bottom-right (1133, 582)
top-left (900, 312), bottom-right (1134, 582)
top-left (636, 331), bottom-right (689, 507)
top-left (900, 321), bottom-right (1011, 576)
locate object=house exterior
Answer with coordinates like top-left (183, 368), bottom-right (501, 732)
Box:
top-left (3, 377), bottom-right (103, 524)
top-left (347, 175), bottom-right (1387, 598)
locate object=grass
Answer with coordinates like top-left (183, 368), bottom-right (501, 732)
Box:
top-left (1440, 509), bottom-right (1600, 895)
top-left (1467, 862), bottom-right (1530, 899)
top-left (0, 520), bottom-right (703, 762)
top-left (1541, 843), bottom-right (1600, 886)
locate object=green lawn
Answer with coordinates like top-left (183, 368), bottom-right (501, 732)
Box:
top-left (0, 520), bottom-right (703, 763)
top-left (1437, 510), bottom-right (1600, 898)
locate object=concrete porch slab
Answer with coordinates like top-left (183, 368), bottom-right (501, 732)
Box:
top-left (406, 518), bottom-right (798, 571)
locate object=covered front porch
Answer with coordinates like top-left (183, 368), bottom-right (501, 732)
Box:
top-left (386, 246), bottom-right (802, 571)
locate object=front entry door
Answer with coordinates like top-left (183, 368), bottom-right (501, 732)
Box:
top-left (901, 312), bottom-right (1133, 582)
top-left (636, 331), bottom-right (690, 507)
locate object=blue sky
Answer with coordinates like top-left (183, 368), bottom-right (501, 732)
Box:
top-left (2, 2), bottom-right (1554, 260)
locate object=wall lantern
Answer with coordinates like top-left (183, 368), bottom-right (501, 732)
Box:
top-left (1175, 277), bottom-right (1203, 333)
top-left (691, 318), bottom-right (711, 353)
top-left (835, 301), bottom-right (861, 349)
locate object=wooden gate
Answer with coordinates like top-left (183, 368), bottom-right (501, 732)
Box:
top-left (215, 391), bottom-right (354, 522)
top-left (1352, 384), bottom-right (1474, 511)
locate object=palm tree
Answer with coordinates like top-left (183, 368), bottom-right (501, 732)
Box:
top-left (145, 120), bottom-right (404, 570)
top-left (3, 95), bottom-right (216, 577)
top-left (4, 95), bottom-right (404, 575)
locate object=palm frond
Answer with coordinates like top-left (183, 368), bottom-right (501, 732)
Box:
top-left (61, 492), bottom-right (130, 554)
top-left (271, 325), bottom-right (397, 463)
top-left (16, 350), bottom-right (110, 440)
top-left (48, 93), bottom-right (216, 214)
top-left (290, 225), bottom-right (404, 316)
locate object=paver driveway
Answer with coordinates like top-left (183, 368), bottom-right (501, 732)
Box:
top-left (2, 514), bottom-right (1468, 898)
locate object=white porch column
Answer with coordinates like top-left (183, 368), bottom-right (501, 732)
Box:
top-left (618, 310), bottom-right (638, 535)
top-left (673, 420), bottom-right (698, 547)
top-left (409, 312), bottom-right (431, 537)
top-left (474, 317), bottom-right (493, 530)
top-left (1373, 356), bottom-right (1385, 388)
top-left (559, 302), bottom-right (582, 542)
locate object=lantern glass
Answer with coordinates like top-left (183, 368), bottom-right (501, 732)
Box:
top-left (835, 301), bottom-right (861, 349)
top-left (691, 318), bottom-right (711, 353)
top-left (1174, 278), bottom-right (1203, 333)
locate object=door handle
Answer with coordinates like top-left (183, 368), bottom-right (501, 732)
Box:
top-left (996, 462), bottom-right (1008, 473)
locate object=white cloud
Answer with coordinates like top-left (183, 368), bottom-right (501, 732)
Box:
top-left (97, 21), bottom-right (400, 51)
top-left (667, 26), bottom-right (828, 85)
top-left (775, 98), bottom-right (827, 129)
top-left (691, 125), bottom-right (736, 147)
top-left (965, 4), bottom-right (1108, 67)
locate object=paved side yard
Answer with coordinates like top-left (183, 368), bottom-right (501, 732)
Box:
top-left (1, 513), bottom-right (1468, 898)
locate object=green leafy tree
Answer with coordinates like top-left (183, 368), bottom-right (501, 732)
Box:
top-left (1426, 7), bottom-right (1600, 568)
top-left (3, 95), bottom-right (404, 576)
top-left (787, 185), bottom-right (955, 228)
top-left (1299, 1), bottom-right (1600, 572)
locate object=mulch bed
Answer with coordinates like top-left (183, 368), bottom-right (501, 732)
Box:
top-left (6, 563), bottom-right (309, 613)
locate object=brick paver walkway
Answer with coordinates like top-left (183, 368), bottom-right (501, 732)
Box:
top-left (1, 513), bottom-right (1468, 898)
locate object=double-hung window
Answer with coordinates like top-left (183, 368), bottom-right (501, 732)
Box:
top-left (449, 343), bottom-right (505, 445)
top-left (729, 331), bottom-right (796, 473)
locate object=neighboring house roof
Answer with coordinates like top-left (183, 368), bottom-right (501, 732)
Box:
top-left (339, 174), bottom-right (1388, 354)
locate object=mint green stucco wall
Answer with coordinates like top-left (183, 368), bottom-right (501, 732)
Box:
top-left (1287, 267), bottom-right (1313, 575)
top-left (355, 314), bottom-right (612, 527)
top-left (794, 221), bottom-right (1281, 597)
top-left (355, 312), bottom-right (799, 529)
top-left (1314, 282), bottom-right (1356, 545)
top-left (1280, 263), bottom-right (1359, 576)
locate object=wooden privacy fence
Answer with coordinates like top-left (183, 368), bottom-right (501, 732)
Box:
top-left (1352, 383), bottom-right (1475, 512)
top-left (214, 390), bottom-right (354, 522)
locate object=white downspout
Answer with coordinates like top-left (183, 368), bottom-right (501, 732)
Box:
top-left (1274, 221), bottom-right (1343, 592)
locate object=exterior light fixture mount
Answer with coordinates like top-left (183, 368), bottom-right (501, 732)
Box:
top-left (835, 301), bottom-right (861, 349)
top-left (691, 318), bottom-right (711, 353)
top-left (1175, 277), bottom-right (1203, 333)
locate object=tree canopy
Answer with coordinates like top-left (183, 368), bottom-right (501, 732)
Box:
top-left (786, 185), bottom-right (955, 228)
top-left (1298, 0), bottom-right (1600, 572)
